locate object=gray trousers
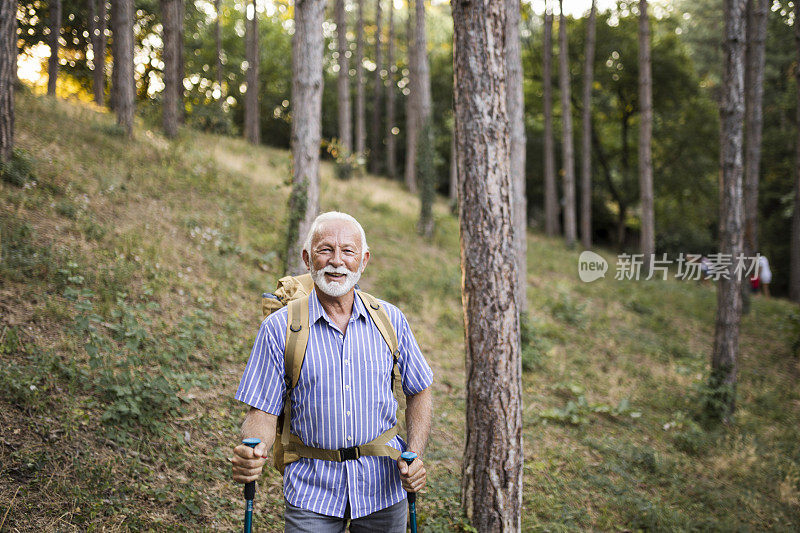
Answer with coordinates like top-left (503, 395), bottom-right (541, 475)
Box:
top-left (284, 499), bottom-right (407, 533)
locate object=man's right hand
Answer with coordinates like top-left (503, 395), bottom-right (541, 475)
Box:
top-left (231, 440), bottom-right (269, 483)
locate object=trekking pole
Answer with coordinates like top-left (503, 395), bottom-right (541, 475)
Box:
top-left (400, 451), bottom-right (418, 533)
top-left (242, 438), bottom-right (261, 533)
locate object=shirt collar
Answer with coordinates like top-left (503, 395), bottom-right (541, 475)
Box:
top-left (308, 287), bottom-right (366, 327)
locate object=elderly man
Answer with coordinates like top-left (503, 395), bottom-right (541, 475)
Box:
top-left (231, 211), bottom-right (434, 532)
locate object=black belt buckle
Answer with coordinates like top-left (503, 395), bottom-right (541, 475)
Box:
top-left (338, 446), bottom-right (359, 461)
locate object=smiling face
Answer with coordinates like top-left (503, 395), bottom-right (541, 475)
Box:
top-left (303, 219), bottom-right (370, 298)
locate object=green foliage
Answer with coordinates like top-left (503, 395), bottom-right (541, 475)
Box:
top-left (0, 148), bottom-right (35, 186)
top-left (546, 291), bottom-right (587, 327)
top-left (0, 216), bottom-right (55, 281)
top-left (520, 314), bottom-right (550, 372)
top-left (324, 138), bottom-right (360, 180)
top-left (539, 383), bottom-right (640, 426)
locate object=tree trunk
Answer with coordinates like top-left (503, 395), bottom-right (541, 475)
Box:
top-left (355, 0), bottom-right (366, 156)
top-left (452, 1), bottom-right (522, 530)
top-left (161, 0), bottom-right (181, 138)
top-left (415, 0), bottom-right (434, 238)
top-left (0, 0), bottom-right (16, 162)
top-left (369, 0), bottom-right (383, 174)
top-left (89, 0), bottom-right (107, 106)
top-left (109, 0), bottom-right (118, 110)
top-left (638, 0), bottom-right (655, 269)
top-left (177, 0), bottom-right (185, 123)
top-left (580, 0), bottom-right (596, 249)
top-left (385, 0), bottom-right (396, 177)
top-left (114, 0), bottom-right (135, 136)
top-left (336, 0), bottom-right (352, 152)
top-left (48, 0), bottom-right (62, 96)
top-left (404, 0), bottom-right (417, 193)
top-left (558, 0), bottom-right (577, 246)
top-left (507, 0), bottom-right (527, 314)
top-left (791, 2), bottom-right (800, 303)
top-left (285, 0), bottom-right (325, 275)
top-left (449, 132), bottom-right (457, 206)
top-left (744, 0), bottom-right (767, 258)
top-left (244, 0), bottom-right (260, 144)
top-left (215, 0), bottom-right (223, 95)
top-left (711, 0), bottom-right (745, 423)
top-left (543, 1), bottom-right (559, 236)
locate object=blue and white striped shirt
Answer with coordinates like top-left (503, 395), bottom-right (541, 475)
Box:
top-left (235, 289), bottom-right (434, 519)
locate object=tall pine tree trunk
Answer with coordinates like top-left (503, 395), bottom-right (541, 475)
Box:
top-left (115, 0), bottom-right (135, 136)
top-left (791, 2), bottom-right (800, 303)
top-left (286, 0), bottom-right (325, 274)
top-left (638, 0), bottom-right (654, 267)
top-left (385, 0), bottom-right (396, 177)
top-left (48, 0), bottom-right (62, 96)
top-left (336, 0), bottom-right (352, 152)
top-left (355, 0), bottom-right (366, 157)
top-left (543, 1), bottom-right (559, 236)
top-left (215, 0), bottom-right (223, 96)
top-left (404, 0), bottom-right (417, 192)
top-left (507, 0), bottom-right (527, 314)
top-left (0, 0), bottom-right (16, 162)
top-left (449, 132), bottom-right (457, 206)
top-left (558, 0), bottom-right (577, 246)
top-left (161, 0), bottom-right (181, 138)
top-left (369, 0), bottom-right (383, 173)
top-left (744, 0), bottom-right (767, 258)
top-left (415, 0), bottom-right (434, 238)
top-left (580, 0), bottom-right (596, 249)
top-left (109, 0), bottom-right (119, 110)
top-left (244, 0), bottom-right (260, 144)
top-left (453, 1), bottom-right (522, 530)
top-left (177, 0), bottom-right (185, 124)
top-left (89, 0), bottom-right (107, 106)
top-left (711, 0), bottom-right (745, 422)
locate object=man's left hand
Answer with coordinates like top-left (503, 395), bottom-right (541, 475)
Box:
top-left (397, 454), bottom-right (427, 493)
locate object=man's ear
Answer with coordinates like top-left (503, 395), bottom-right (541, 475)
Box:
top-left (302, 249), bottom-right (311, 271)
top-left (360, 250), bottom-right (370, 273)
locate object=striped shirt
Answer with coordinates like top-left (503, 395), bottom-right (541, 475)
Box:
top-left (235, 289), bottom-right (434, 519)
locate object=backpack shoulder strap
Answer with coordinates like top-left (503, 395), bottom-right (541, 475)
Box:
top-left (281, 295), bottom-right (310, 448)
top-left (356, 291), bottom-right (399, 356)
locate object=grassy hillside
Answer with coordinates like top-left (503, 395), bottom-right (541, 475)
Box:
top-left (1, 91), bottom-right (799, 531)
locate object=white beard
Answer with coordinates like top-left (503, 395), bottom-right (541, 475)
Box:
top-left (310, 263), bottom-right (362, 297)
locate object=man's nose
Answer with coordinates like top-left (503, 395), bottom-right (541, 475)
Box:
top-left (329, 248), bottom-right (344, 266)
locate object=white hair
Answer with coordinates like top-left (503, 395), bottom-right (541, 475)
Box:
top-left (302, 211), bottom-right (369, 256)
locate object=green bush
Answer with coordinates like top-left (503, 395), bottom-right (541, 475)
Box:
top-left (0, 217), bottom-right (55, 281)
top-left (0, 149), bottom-right (35, 186)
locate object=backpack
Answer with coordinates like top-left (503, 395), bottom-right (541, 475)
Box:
top-left (262, 273), bottom-right (406, 474)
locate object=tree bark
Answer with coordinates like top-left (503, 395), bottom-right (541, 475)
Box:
top-left (89, 0), bottom-right (107, 106)
top-left (286, 0), bottom-right (324, 275)
top-left (507, 0), bottom-right (527, 314)
top-left (452, 1), bottom-right (522, 530)
top-left (355, 0), bottom-right (366, 156)
top-left (404, 0), bottom-right (417, 192)
top-left (791, 2), bottom-right (800, 303)
top-left (580, 0), bottom-right (596, 249)
top-left (114, 0), bottom-right (135, 136)
top-left (369, 0), bottom-right (383, 173)
top-left (177, 0), bottom-right (185, 123)
top-left (638, 0), bottom-right (655, 267)
top-left (385, 0), bottom-right (396, 177)
top-left (415, 0), bottom-right (434, 238)
top-left (215, 0), bottom-right (223, 95)
top-left (543, 1), bottom-right (560, 236)
top-left (336, 0), bottom-right (352, 152)
top-left (744, 0), bottom-right (767, 259)
top-left (161, 0), bottom-right (181, 138)
top-left (0, 0), bottom-right (16, 162)
top-left (449, 132), bottom-right (457, 205)
top-left (109, 0), bottom-right (118, 110)
top-left (558, 0), bottom-right (577, 246)
top-left (244, 0), bottom-right (260, 144)
top-left (47, 0), bottom-right (62, 96)
top-left (711, 0), bottom-right (745, 422)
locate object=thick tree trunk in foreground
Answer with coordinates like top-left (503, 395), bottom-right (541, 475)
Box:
top-left (286, 0), bottom-right (324, 275)
top-left (744, 0), bottom-right (767, 258)
top-left (48, 0), bottom-right (62, 96)
top-left (415, 0), bottom-right (434, 238)
top-left (507, 0), bottom-right (527, 313)
top-left (355, 0), bottom-right (366, 156)
top-left (711, 0), bottom-right (745, 422)
top-left (89, 0), bottom-right (107, 106)
top-left (215, 0), bottom-right (223, 94)
top-left (404, 0), bottom-right (417, 192)
top-left (114, 0), bottom-right (135, 136)
top-left (244, 0), bottom-right (260, 144)
top-left (336, 0), bottom-right (352, 152)
top-left (161, 0), bottom-right (181, 138)
top-left (639, 0), bottom-right (654, 266)
top-left (449, 133), bottom-right (457, 205)
top-left (580, 0), bottom-right (596, 249)
top-left (0, 0), bottom-right (16, 162)
top-left (452, 1), bottom-right (522, 530)
top-left (385, 0), bottom-right (396, 177)
top-left (791, 2), bottom-right (800, 303)
top-left (369, 0), bottom-right (383, 173)
top-left (558, 0), bottom-right (576, 245)
top-left (543, 2), bottom-right (559, 236)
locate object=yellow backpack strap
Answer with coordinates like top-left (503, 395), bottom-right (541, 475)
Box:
top-left (281, 296), bottom-right (310, 447)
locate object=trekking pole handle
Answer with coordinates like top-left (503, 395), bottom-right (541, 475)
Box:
top-left (242, 438), bottom-right (261, 501)
top-left (400, 451), bottom-right (418, 504)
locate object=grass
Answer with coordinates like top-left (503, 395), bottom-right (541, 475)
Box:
top-left (0, 91), bottom-right (799, 531)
